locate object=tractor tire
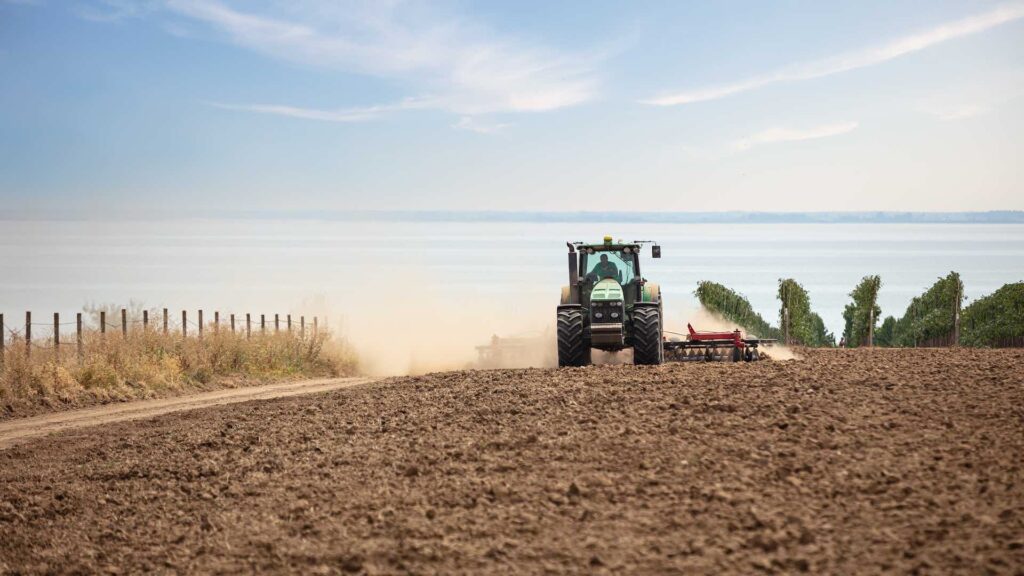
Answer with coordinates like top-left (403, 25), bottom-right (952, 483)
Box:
top-left (557, 307), bottom-right (590, 367)
top-left (632, 306), bottom-right (663, 365)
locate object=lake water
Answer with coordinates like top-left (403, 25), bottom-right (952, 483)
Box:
top-left (1, 219), bottom-right (1022, 370)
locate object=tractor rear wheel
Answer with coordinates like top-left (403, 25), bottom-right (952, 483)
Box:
top-left (632, 306), bottom-right (663, 365)
top-left (557, 307), bottom-right (590, 367)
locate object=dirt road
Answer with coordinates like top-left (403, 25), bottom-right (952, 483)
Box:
top-left (1, 349), bottom-right (1022, 574)
top-left (0, 377), bottom-right (376, 450)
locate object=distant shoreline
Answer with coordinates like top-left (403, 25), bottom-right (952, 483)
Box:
top-left (2, 210), bottom-right (1023, 224)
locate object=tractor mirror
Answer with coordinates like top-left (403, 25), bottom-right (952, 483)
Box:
top-left (652, 245), bottom-right (661, 258)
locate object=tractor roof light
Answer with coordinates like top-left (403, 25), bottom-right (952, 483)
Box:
top-left (603, 235), bottom-right (613, 245)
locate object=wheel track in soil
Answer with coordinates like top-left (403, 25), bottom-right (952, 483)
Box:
top-left (0, 376), bottom-right (377, 450)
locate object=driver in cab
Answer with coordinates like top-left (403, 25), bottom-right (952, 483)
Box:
top-left (591, 254), bottom-right (621, 283)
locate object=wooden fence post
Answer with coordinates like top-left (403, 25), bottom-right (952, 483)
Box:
top-left (25, 311), bottom-right (31, 357)
top-left (163, 308), bottom-right (169, 335)
top-left (313, 316), bottom-right (318, 336)
top-left (121, 308), bottom-right (127, 339)
top-left (230, 313), bottom-right (236, 334)
top-left (143, 310), bottom-right (149, 331)
top-left (76, 313), bottom-right (83, 360)
top-left (182, 310), bottom-right (187, 338)
top-left (275, 314), bottom-right (280, 333)
top-left (214, 311), bottom-right (220, 334)
top-left (261, 314), bottom-right (266, 334)
top-left (198, 310), bottom-right (203, 340)
top-left (287, 314), bottom-right (292, 333)
top-left (100, 311), bottom-right (106, 337)
top-left (246, 313), bottom-right (251, 339)
top-left (300, 316), bottom-right (305, 338)
top-left (54, 313), bottom-right (60, 359)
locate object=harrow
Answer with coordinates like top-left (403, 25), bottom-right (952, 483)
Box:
top-left (664, 324), bottom-right (776, 362)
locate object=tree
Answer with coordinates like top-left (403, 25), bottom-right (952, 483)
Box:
top-left (875, 316), bottom-right (897, 347)
top-left (777, 278), bottom-right (832, 346)
top-left (892, 272), bottom-right (964, 347)
top-left (842, 276), bottom-right (882, 347)
top-left (695, 281), bottom-right (781, 339)
top-left (961, 282), bottom-right (1024, 347)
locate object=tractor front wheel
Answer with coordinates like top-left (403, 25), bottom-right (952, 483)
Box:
top-left (632, 306), bottom-right (663, 365)
top-left (557, 307), bottom-right (590, 367)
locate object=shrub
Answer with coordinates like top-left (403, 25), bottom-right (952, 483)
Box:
top-left (1, 320), bottom-right (358, 417)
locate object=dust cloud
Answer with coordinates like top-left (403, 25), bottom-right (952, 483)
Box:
top-left (298, 282), bottom-right (798, 375)
top-left (300, 266), bottom-right (557, 375)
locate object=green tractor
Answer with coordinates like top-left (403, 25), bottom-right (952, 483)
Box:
top-left (557, 236), bottom-right (664, 366)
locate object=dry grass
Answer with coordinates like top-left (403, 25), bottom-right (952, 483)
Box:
top-left (0, 327), bottom-right (358, 419)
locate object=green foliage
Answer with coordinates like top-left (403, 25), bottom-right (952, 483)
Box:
top-left (842, 275), bottom-right (882, 347)
top-left (874, 316), bottom-right (897, 347)
top-left (892, 272), bottom-right (964, 346)
top-left (808, 312), bottom-right (836, 347)
top-left (961, 282), bottom-right (1024, 347)
top-left (777, 278), bottom-right (833, 347)
top-left (695, 281), bottom-right (781, 339)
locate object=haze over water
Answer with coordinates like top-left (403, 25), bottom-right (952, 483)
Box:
top-left (2, 218), bottom-right (1021, 343)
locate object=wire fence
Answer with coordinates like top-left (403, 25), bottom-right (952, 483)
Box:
top-left (0, 309), bottom-right (322, 362)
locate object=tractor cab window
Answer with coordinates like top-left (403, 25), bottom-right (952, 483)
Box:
top-left (583, 250), bottom-right (636, 284)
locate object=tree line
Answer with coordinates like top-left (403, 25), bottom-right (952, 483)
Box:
top-left (695, 274), bottom-right (1024, 348)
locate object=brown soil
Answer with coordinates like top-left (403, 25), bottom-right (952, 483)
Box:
top-left (1, 348), bottom-right (1022, 574)
top-left (0, 373), bottom-right (352, 422)
top-left (0, 377), bottom-right (375, 450)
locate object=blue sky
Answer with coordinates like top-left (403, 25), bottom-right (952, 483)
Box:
top-left (1, 0), bottom-right (1022, 212)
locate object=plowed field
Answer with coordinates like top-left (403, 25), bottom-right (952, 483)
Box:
top-left (2, 348), bottom-right (1022, 574)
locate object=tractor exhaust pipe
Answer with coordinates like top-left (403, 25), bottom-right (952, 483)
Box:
top-left (567, 243), bottom-right (580, 303)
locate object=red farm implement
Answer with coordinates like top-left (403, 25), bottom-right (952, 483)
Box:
top-left (663, 323), bottom-right (776, 362)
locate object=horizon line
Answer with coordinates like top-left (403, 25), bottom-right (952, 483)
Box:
top-left (1, 209), bottom-right (1023, 224)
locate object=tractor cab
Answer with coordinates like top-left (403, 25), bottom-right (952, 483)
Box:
top-left (582, 249), bottom-right (634, 284)
top-left (579, 243), bottom-right (640, 306)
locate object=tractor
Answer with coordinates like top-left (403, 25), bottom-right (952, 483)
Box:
top-left (557, 236), bottom-right (664, 366)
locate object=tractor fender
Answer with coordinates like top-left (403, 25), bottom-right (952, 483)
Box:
top-left (641, 282), bottom-right (661, 304)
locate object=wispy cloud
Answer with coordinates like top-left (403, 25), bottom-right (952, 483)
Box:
top-left (919, 81), bottom-right (1024, 121)
top-left (75, 0), bottom-right (158, 22)
top-left (733, 121), bottom-right (858, 151)
top-left (644, 4), bottom-right (1024, 106)
top-left (161, 0), bottom-right (598, 120)
top-left (922, 104), bottom-right (991, 121)
top-left (452, 116), bottom-right (510, 134)
top-left (210, 97), bottom-right (435, 123)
